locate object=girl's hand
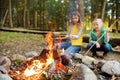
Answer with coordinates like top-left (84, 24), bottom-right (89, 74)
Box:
top-left (96, 42), bottom-right (100, 48)
top-left (65, 35), bottom-right (69, 38)
top-left (70, 35), bottom-right (79, 39)
top-left (65, 35), bottom-right (70, 39)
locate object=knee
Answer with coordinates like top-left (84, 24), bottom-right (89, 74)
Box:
top-left (104, 44), bottom-right (111, 52)
top-left (87, 43), bottom-right (93, 49)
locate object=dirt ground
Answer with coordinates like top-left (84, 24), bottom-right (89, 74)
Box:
top-left (0, 41), bottom-right (45, 57)
top-left (0, 41), bottom-right (120, 62)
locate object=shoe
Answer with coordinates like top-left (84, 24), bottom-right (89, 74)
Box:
top-left (99, 56), bottom-right (104, 59)
top-left (103, 53), bottom-right (107, 57)
top-left (92, 52), bottom-right (98, 57)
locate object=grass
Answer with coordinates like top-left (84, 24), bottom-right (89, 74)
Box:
top-left (0, 31), bottom-right (119, 44)
top-left (0, 31), bottom-right (45, 43)
top-left (109, 32), bottom-right (120, 38)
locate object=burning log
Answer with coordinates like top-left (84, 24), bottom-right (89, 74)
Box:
top-left (9, 49), bottom-right (71, 80)
top-left (9, 32), bottom-right (72, 80)
top-left (48, 59), bottom-right (67, 79)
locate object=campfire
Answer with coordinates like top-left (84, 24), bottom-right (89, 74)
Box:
top-left (9, 32), bottom-right (72, 80)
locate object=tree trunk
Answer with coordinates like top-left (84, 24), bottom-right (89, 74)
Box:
top-left (101, 0), bottom-right (107, 20)
top-left (35, 11), bottom-right (37, 28)
top-left (91, 0), bottom-right (94, 21)
top-left (27, 10), bottom-right (30, 27)
top-left (9, 0), bottom-right (13, 27)
top-left (27, 0), bottom-right (30, 27)
top-left (1, 9), bottom-right (8, 27)
top-left (78, 0), bottom-right (84, 21)
top-left (23, 0), bottom-right (27, 27)
top-left (115, 0), bottom-right (119, 33)
top-left (69, 0), bottom-right (84, 21)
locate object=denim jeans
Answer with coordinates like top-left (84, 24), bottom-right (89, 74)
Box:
top-left (87, 42), bottom-right (110, 56)
top-left (56, 41), bottom-right (81, 57)
top-left (55, 41), bottom-right (81, 66)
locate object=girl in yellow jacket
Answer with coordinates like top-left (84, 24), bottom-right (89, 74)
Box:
top-left (56, 11), bottom-right (84, 58)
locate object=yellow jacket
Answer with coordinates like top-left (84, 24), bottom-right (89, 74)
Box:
top-left (67, 23), bottom-right (83, 46)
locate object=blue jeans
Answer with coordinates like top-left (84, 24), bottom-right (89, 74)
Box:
top-left (87, 42), bottom-right (110, 56)
top-left (55, 41), bottom-right (81, 66)
top-left (56, 41), bottom-right (81, 57)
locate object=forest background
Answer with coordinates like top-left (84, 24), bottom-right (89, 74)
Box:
top-left (0, 0), bottom-right (120, 33)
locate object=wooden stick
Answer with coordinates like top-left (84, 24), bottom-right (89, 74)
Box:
top-left (53, 36), bottom-right (68, 40)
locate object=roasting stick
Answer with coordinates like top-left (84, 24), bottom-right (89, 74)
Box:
top-left (84, 18), bottom-right (119, 56)
top-left (53, 36), bottom-right (68, 40)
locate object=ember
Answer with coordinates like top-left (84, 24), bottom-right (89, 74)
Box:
top-left (9, 32), bottom-right (70, 80)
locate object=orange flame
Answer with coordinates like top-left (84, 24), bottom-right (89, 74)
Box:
top-left (22, 32), bottom-right (67, 78)
top-left (45, 32), bottom-right (53, 50)
top-left (24, 32), bottom-right (54, 77)
top-left (54, 60), bottom-right (67, 72)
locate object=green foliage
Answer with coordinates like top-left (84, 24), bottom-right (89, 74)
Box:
top-left (47, 0), bottom-right (70, 31)
top-left (15, 59), bottom-right (22, 64)
top-left (53, 78), bottom-right (61, 80)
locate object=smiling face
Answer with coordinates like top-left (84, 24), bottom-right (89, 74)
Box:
top-left (71, 15), bottom-right (79, 24)
top-left (93, 19), bottom-right (103, 31)
top-left (93, 22), bottom-right (101, 31)
top-left (71, 11), bottom-right (80, 24)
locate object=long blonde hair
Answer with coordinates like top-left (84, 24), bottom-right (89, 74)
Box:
top-left (93, 18), bottom-right (103, 28)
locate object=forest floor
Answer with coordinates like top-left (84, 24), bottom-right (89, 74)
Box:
top-left (0, 31), bottom-right (120, 61)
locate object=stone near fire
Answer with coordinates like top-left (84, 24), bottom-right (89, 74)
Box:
top-left (0, 74), bottom-right (12, 80)
top-left (0, 56), bottom-right (11, 67)
top-left (0, 66), bottom-right (7, 74)
top-left (25, 51), bottom-right (39, 58)
top-left (82, 56), bottom-right (95, 65)
top-left (0, 56), bottom-right (11, 73)
top-left (96, 51), bottom-right (103, 57)
top-left (74, 53), bottom-right (83, 59)
top-left (93, 60), bottom-right (106, 65)
top-left (70, 64), bottom-right (82, 80)
top-left (101, 60), bottom-right (120, 75)
top-left (10, 54), bottom-right (26, 61)
top-left (80, 64), bottom-right (98, 80)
